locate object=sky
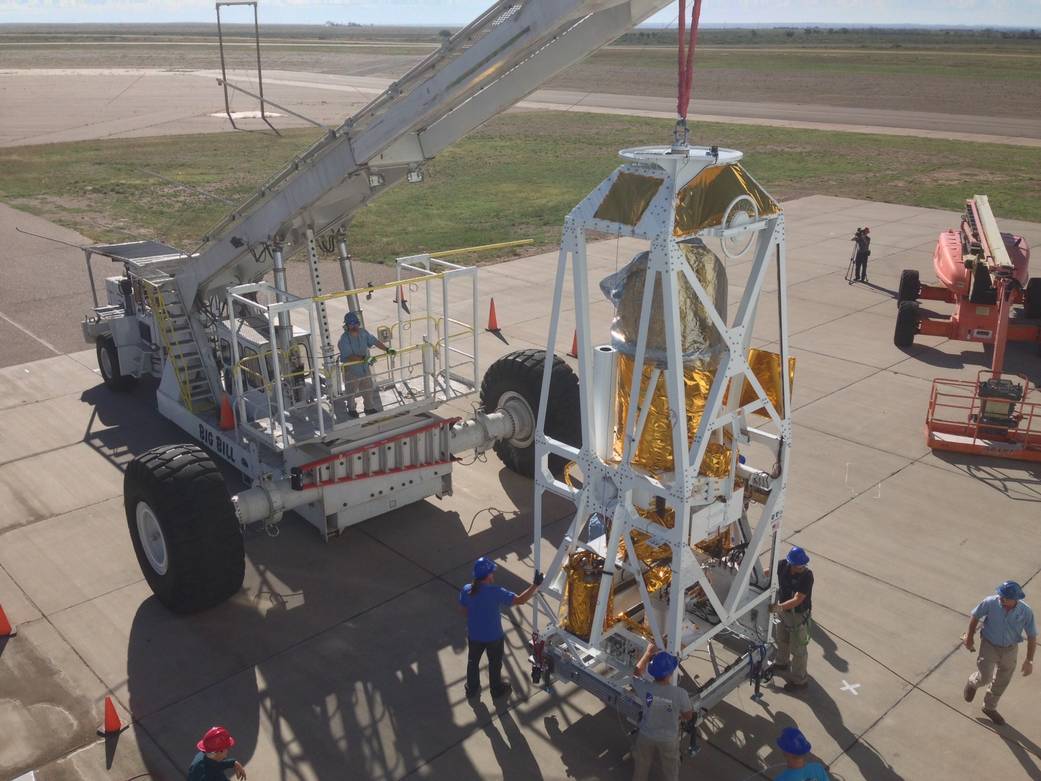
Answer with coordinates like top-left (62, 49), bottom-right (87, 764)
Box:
top-left (1, 0), bottom-right (1039, 28)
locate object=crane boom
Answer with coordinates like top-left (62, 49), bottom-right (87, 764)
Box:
top-left (175, 0), bottom-right (674, 311)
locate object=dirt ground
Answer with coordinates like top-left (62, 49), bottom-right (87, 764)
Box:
top-left (3, 41), bottom-right (1040, 119)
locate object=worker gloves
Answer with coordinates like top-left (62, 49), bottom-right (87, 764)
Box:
top-left (533, 571), bottom-right (545, 586)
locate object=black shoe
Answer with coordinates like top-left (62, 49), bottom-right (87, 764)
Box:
top-left (364, 409), bottom-right (378, 415)
top-left (347, 409), bottom-right (359, 419)
top-left (491, 682), bottom-right (512, 699)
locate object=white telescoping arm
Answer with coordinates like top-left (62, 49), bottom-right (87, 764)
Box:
top-left (175, 0), bottom-right (674, 312)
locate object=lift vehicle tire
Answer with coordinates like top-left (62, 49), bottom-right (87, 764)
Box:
top-left (124, 444), bottom-right (245, 614)
top-left (1025, 278), bottom-right (1041, 319)
top-left (480, 349), bottom-right (581, 478)
top-left (897, 269), bottom-right (921, 305)
top-left (894, 301), bottom-right (921, 348)
top-left (97, 336), bottom-right (135, 391)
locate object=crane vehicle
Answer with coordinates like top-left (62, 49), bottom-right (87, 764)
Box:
top-left (893, 195), bottom-right (1041, 462)
top-left (80, 0), bottom-right (793, 747)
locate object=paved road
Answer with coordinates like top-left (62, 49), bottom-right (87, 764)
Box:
top-left (2, 68), bottom-right (1039, 148)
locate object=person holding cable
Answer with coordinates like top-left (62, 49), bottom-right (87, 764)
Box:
top-left (963, 580), bottom-right (1037, 725)
top-left (630, 642), bottom-right (694, 781)
top-left (771, 546), bottom-right (814, 693)
top-left (459, 557), bottom-right (543, 700)
top-left (338, 310), bottom-right (395, 417)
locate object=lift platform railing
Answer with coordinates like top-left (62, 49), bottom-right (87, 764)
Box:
top-left (927, 372), bottom-right (1041, 454)
top-left (223, 258), bottom-right (478, 449)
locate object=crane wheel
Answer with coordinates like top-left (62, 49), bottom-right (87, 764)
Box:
top-left (897, 269), bottom-right (921, 306)
top-left (97, 336), bottom-right (136, 391)
top-left (480, 349), bottom-right (581, 478)
top-left (1025, 278), bottom-right (1041, 320)
top-left (894, 301), bottom-right (921, 348)
top-left (124, 444), bottom-right (244, 614)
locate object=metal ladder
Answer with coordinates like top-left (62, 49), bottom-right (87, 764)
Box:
top-left (292, 418), bottom-right (459, 491)
top-left (144, 279), bottom-right (215, 413)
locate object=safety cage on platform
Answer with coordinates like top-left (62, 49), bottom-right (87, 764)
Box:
top-left (222, 255), bottom-right (479, 450)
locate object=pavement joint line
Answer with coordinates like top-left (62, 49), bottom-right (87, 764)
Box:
top-left (0, 492), bottom-right (122, 540)
top-left (0, 308), bottom-right (62, 355)
top-left (115, 511), bottom-right (579, 725)
top-left (798, 546), bottom-right (969, 620)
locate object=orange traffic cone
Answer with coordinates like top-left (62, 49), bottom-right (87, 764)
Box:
top-left (567, 330), bottom-right (578, 358)
top-left (218, 394), bottom-right (235, 431)
top-left (0, 603), bottom-right (15, 637)
top-left (97, 696), bottom-right (127, 736)
top-left (486, 298), bottom-right (501, 333)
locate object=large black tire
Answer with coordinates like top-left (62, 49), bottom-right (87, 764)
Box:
top-left (124, 444), bottom-right (244, 613)
top-left (897, 269), bottom-right (921, 306)
top-left (480, 349), bottom-right (581, 478)
top-left (97, 336), bottom-right (135, 391)
top-left (1024, 278), bottom-right (1041, 320)
top-left (894, 301), bottom-right (921, 348)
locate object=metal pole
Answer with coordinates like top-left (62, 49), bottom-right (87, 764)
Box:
top-left (335, 227), bottom-right (362, 317)
top-left (271, 244), bottom-right (292, 353)
top-left (215, 4), bottom-right (236, 129)
top-left (251, 1), bottom-right (266, 121)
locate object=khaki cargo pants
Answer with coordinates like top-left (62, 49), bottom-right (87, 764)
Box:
top-left (775, 609), bottom-right (811, 685)
top-left (969, 637), bottom-right (1018, 710)
top-left (632, 734), bottom-right (680, 781)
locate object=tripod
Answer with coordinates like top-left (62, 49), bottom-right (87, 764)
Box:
top-left (844, 249), bottom-right (856, 284)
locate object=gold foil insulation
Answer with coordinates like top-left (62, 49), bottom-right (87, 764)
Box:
top-left (740, 348), bottom-right (796, 418)
top-left (561, 551), bottom-right (614, 640)
top-left (594, 172), bottom-right (663, 226)
top-left (674, 163), bottom-right (780, 237)
top-left (614, 357), bottom-right (733, 478)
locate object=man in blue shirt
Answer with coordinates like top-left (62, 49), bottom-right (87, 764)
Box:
top-left (459, 557), bottom-right (542, 700)
top-left (963, 580), bottom-right (1037, 725)
top-left (774, 727), bottom-right (829, 780)
top-left (187, 726), bottom-right (246, 781)
top-left (337, 311), bottom-right (394, 417)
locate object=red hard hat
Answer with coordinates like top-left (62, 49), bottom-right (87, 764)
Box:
top-left (197, 726), bottom-right (236, 752)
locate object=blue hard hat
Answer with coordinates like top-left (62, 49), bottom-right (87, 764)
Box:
top-left (777, 727), bottom-right (812, 756)
top-left (473, 557), bottom-right (496, 580)
top-left (998, 580), bottom-right (1026, 600)
top-left (647, 651), bottom-right (679, 680)
top-left (786, 546), bottom-right (810, 566)
top-left (344, 311), bottom-right (360, 327)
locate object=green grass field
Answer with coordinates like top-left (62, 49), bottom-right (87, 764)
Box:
top-left (0, 111), bottom-right (1038, 264)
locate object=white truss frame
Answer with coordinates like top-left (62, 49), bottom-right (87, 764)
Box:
top-left (531, 147), bottom-right (792, 699)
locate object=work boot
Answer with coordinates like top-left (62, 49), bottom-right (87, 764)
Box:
top-left (491, 682), bottom-right (512, 699)
top-left (783, 681), bottom-right (809, 693)
top-left (364, 409), bottom-right (378, 415)
top-left (982, 708), bottom-right (1006, 726)
top-left (963, 680), bottom-right (977, 703)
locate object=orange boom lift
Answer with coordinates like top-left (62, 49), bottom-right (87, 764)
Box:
top-left (894, 195), bottom-right (1041, 462)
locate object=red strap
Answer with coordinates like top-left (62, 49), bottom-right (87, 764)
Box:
top-left (676, 0), bottom-right (703, 120)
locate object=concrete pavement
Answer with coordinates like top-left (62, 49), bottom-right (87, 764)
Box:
top-left (3, 68), bottom-right (1041, 148)
top-left (1, 197), bottom-right (1040, 779)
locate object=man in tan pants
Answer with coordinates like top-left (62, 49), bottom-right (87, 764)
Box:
top-left (771, 546), bottom-right (814, 693)
top-left (630, 644), bottom-right (693, 781)
top-left (964, 580), bottom-right (1037, 726)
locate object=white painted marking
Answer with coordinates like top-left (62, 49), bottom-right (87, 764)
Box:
top-left (209, 111), bottom-right (285, 119)
top-left (840, 680), bottom-right (861, 695)
top-left (0, 310), bottom-right (61, 355)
